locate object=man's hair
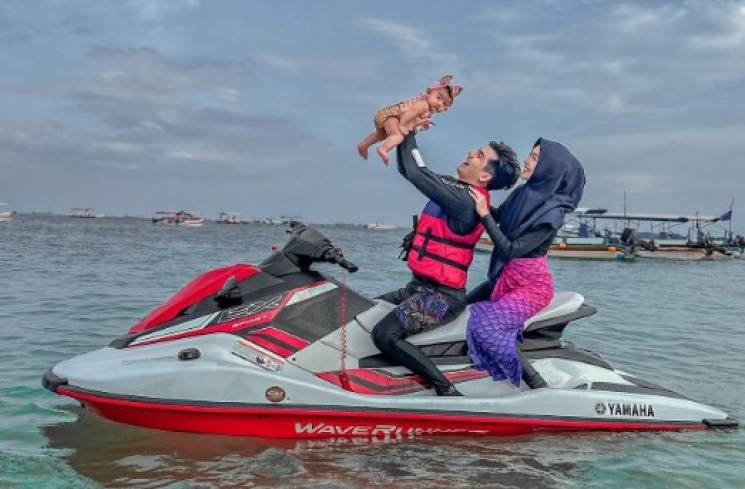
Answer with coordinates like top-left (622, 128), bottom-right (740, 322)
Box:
top-left (486, 141), bottom-right (520, 190)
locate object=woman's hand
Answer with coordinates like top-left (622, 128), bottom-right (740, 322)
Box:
top-left (469, 187), bottom-right (490, 218)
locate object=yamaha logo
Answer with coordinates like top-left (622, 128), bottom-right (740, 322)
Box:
top-left (595, 401), bottom-right (656, 417)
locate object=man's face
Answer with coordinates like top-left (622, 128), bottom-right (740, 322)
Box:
top-left (457, 144), bottom-right (498, 186)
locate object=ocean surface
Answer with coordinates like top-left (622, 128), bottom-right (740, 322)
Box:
top-left (1, 214), bottom-right (744, 488)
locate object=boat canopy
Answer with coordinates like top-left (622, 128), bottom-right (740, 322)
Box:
top-left (583, 213), bottom-right (725, 223)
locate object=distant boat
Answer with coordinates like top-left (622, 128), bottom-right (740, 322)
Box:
top-left (69, 208), bottom-right (98, 218)
top-left (366, 221), bottom-right (396, 230)
top-left (548, 241), bottom-right (624, 261)
top-left (475, 231), bottom-right (493, 253)
top-left (152, 210), bottom-right (205, 227)
top-left (217, 212), bottom-right (241, 224)
top-left (474, 233), bottom-right (624, 260)
top-left (0, 202), bottom-right (13, 223)
top-left (256, 216), bottom-right (300, 225)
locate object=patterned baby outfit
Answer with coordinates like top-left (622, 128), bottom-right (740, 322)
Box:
top-left (373, 75), bottom-right (462, 129)
top-left (466, 256), bottom-right (554, 386)
top-left (373, 95), bottom-right (426, 129)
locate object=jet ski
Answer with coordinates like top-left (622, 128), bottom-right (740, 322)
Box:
top-left (43, 222), bottom-right (737, 439)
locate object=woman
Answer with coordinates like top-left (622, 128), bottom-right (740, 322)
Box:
top-left (466, 138), bottom-right (585, 389)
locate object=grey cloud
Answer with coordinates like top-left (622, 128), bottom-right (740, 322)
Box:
top-left (358, 18), bottom-right (461, 74)
top-left (1, 43), bottom-right (392, 219)
top-left (464, 1), bottom-right (745, 135)
top-left (0, 7), bottom-right (33, 45)
top-left (570, 122), bottom-right (745, 214)
top-left (125, 0), bottom-right (200, 23)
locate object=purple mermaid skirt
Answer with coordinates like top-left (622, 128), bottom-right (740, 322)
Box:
top-left (467, 256), bottom-right (554, 386)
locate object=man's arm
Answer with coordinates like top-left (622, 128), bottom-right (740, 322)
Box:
top-left (396, 134), bottom-right (477, 230)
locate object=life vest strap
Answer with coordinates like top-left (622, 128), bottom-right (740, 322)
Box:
top-left (409, 246), bottom-right (470, 271)
top-left (415, 231), bottom-right (477, 249)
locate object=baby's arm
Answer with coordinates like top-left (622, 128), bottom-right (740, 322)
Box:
top-left (398, 99), bottom-right (430, 134)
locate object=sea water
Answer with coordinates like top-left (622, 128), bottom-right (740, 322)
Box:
top-left (1, 215), bottom-right (743, 488)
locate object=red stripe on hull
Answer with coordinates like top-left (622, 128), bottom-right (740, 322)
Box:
top-left (316, 368), bottom-right (490, 395)
top-left (254, 326), bottom-right (309, 350)
top-left (244, 335), bottom-right (294, 357)
top-left (57, 387), bottom-right (705, 439)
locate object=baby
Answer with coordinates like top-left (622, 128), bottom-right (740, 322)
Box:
top-left (358, 75), bottom-right (462, 165)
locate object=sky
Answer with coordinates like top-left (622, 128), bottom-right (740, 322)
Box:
top-left (1, 0), bottom-right (744, 230)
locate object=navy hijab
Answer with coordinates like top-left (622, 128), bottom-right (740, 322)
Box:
top-left (487, 138), bottom-right (585, 282)
top-left (498, 138), bottom-right (585, 238)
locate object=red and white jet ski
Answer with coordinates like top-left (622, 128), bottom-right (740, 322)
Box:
top-left (43, 223), bottom-right (737, 439)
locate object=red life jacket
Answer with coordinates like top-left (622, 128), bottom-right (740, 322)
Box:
top-left (407, 186), bottom-right (489, 289)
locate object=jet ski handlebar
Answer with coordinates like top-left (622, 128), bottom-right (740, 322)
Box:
top-left (274, 221), bottom-right (358, 273)
top-left (323, 248), bottom-right (358, 273)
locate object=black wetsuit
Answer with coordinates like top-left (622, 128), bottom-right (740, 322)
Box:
top-left (372, 133), bottom-right (481, 395)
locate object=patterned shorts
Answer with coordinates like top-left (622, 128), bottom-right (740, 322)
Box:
top-left (394, 287), bottom-right (452, 336)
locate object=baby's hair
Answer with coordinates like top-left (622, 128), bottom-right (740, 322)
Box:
top-left (441, 85), bottom-right (455, 105)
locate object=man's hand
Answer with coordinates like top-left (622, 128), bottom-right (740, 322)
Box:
top-left (469, 187), bottom-right (490, 218)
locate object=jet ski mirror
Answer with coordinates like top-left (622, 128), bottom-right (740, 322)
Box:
top-left (215, 276), bottom-right (242, 309)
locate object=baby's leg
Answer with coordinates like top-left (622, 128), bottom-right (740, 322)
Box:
top-left (357, 128), bottom-right (385, 160)
top-left (377, 118), bottom-right (404, 165)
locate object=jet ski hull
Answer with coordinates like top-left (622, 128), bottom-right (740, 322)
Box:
top-left (44, 334), bottom-right (730, 439)
top-left (52, 383), bottom-right (708, 439)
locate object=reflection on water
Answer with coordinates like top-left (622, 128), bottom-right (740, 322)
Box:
top-left (43, 405), bottom-right (653, 488)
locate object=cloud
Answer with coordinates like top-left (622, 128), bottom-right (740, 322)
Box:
top-left (357, 18), bottom-right (460, 73)
top-left (570, 122), bottom-right (745, 214)
top-left (0, 6), bottom-right (33, 45)
top-left (0, 43), bottom-right (400, 221)
top-left (2, 46), bottom-right (308, 175)
top-left (125, 0), bottom-right (200, 22)
top-left (463, 0), bottom-right (745, 136)
top-left (2, 1), bottom-right (745, 228)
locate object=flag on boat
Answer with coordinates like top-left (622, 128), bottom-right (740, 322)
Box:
top-left (718, 199), bottom-right (734, 221)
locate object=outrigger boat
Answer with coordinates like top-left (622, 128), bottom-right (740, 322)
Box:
top-left (547, 207), bottom-right (739, 261)
top-left (43, 223), bottom-right (737, 439)
top-left (476, 209), bottom-right (627, 260)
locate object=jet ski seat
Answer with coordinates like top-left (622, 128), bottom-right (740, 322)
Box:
top-left (524, 292), bottom-right (585, 328)
top-left (352, 292), bottom-right (589, 369)
top-left (406, 291), bottom-right (585, 346)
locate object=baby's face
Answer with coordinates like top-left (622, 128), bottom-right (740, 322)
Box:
top-left (425, 87), bottom-right (453, 113)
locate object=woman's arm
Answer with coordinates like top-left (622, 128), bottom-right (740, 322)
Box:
top-left (490, 202), bottom-right (505, 222)
top-left (468, 188), bottom-right (555, 260)
top-left (482, 215), bottom-right (555, 260)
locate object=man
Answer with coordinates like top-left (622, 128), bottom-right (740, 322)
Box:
top-left (372, 132), bottom-right (520, 396)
